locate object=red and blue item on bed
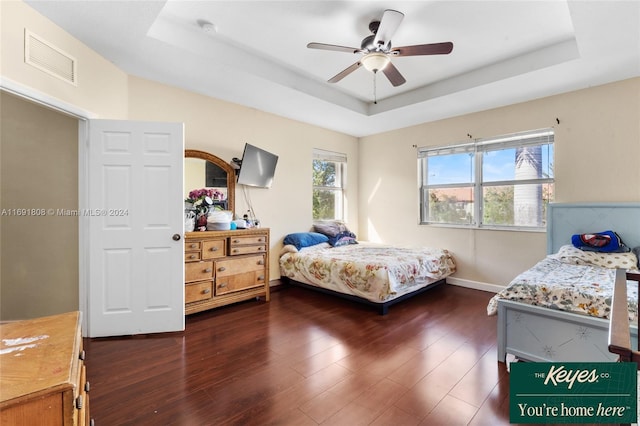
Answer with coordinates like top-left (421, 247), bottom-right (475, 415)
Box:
top-left (571, 230), bottom-right (630, 253)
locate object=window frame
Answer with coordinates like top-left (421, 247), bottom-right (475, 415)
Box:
top-left (419, 128), bottom-right (554, 230)
top-left (312, 148), bottom-right (347, 222)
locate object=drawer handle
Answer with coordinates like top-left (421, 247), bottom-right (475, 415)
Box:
top-left (257, 260), bottom-right (264, 265)
top-left (76, 395), bottom-right (83, 410)
top-left (233, 249), bottom-right (239, 253)
top-left (210, 247), bottom-right (218, 251)
top-left (189, 254), bottom-right (196, 259)
top-left (219, 283), bottom-right (227, 288)
top-left (257, 247), bottom-right (264, 251)
top-left (204, 268), bottom-right (212, 273)
top-left (257, 276), bottom-right (265, 281)
top-left (218, 266), bottom-right (226, 272)
top-left (85, 381), bottom-right (91, 392)
top-left (258, 238), bottom-right (264, 242)
top-left (202, 289), bottom-right (211, 294)
top-left (233, 239), bottom-right (240, 243)
top-left (190, 244), bottom-right (197, 249)
top-left (79, 350), bottom-right (86, 361)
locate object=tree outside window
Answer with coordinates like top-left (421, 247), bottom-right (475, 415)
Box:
top-left (313, 149), bottom-right (346, 221)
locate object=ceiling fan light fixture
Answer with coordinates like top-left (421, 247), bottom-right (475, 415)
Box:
top-left (361, 52), bottom-right (390, 72)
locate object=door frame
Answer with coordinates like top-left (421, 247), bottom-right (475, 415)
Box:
top-left (1, 78), bottom-right (95, 335)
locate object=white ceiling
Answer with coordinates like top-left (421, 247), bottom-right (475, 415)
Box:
top-left (25, 1), bottom-right (640, 137)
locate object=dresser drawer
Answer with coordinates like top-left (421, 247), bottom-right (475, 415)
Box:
top-left (77, 364), bottom-right (90, 426)
top-left (185, 281), bottom-right (213, 303)
top-left (216, 271), bottom-right (266, 295)
top-left (71, 323), bottom-right (86, 425)
top-left (230, 235), bottom-right (267, 246)
top-left (185, 241), bottom-right (201, 251)
top-left (202, 239), bottom-right (226, 259)
top-left (185, 251), bottom-right (201, 262)
top-left (229, 244), bottom-right (266, 255)
top-left (216, 254), bottom-right (265, 277)
top-left (185, 261), bottom-right (214, 282)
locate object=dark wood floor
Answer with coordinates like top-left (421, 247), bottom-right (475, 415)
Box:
top-left (84, 283), bottom-right (512, 425)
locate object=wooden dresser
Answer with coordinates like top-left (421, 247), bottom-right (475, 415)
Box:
top-left (0, 311), bottom-right (91, 425)
top-left (184, 228), bottom-right (270, 314)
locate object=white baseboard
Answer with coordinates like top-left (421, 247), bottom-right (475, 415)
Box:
top-left (446, 276), bottom-right (504, 294)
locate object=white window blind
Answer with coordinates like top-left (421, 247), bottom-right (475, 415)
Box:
top-left (313, 149), bottom-right (347, 163)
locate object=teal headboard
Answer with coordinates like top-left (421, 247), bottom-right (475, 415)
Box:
top-left (547, 203), bottom-right (640, 254)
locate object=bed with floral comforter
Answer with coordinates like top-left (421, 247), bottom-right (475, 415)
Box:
top-left (279, 242), bottom-right (456, 310)
top-left (487, 253), bottom-right (638, 322)
top-left (489, 244), bottom-right (639, 363)
top-left (491, 203), bottom-right (640, 363)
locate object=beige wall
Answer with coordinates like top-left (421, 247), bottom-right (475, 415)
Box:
top-left (126, 76), bottom-right (359, 277)
top-left (359, 78), bottom-right (640, 287)
top-left (0, 91), bottom-right (79, 319)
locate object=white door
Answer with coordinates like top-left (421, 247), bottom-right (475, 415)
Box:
top-left (87, 119), bottom-right (184, 337)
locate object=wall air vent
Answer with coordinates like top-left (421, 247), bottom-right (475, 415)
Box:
top-left (24, 29), bottom-right (77, 86)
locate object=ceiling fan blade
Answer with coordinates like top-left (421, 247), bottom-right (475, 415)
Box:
top-left (373, 9), bottom-right (404, 49)
top-left (328, 61), bottom-right (362, 83)
top-left (382, 62), bottom-right (406, 87)
top-left (307, 42), bottom-right (360, 54)
top-left (391, 42), bottom-right (454, 57)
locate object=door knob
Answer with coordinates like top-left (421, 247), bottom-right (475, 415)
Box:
top-left (172, 234), bottom-right (181, 241)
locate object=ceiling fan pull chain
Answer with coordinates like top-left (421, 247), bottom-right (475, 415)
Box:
top-left (373, 72), bottom-right (378, 104)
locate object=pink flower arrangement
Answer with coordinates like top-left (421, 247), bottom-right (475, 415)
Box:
top-left (185, 189), bottom-right (225, 216)
top-left (186, 188), bottom-right (224, 204)
top-left (187, 188), bottom-right (224, 202)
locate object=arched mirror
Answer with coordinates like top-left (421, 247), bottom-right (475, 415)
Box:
top-left (184, 149), bottom-right (235, 223)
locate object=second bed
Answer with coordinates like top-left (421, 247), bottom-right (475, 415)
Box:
top-left (279, 240), bottom-right (456, 314)
top-left (488, 203), bottom-right (640, 363)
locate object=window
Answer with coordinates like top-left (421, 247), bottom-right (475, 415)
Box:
top-left (419, 128), bottom-right (554, 229)
top-left (313, 149), bottom-right (346, 221)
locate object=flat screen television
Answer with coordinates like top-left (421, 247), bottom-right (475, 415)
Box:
top-left (236, 143), bottom-right (279, 188)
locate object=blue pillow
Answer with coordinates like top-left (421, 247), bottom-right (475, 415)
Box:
top-left (283, 232), bottom-right (329, 250)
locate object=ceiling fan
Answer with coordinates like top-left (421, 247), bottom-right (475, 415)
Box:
top-left (307, 9), bottom-right (453, 87)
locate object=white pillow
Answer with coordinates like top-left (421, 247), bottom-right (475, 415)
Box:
top-left (552, 244), bottom-right (639, 271)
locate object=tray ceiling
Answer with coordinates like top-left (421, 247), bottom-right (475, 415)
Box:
top-left (24, 1), bottom-right (640, 137)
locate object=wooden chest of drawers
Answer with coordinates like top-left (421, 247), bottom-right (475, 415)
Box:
top-left (0, 311), bottom-right (91, 425)
top-left (184, 228), bottom-right (269, 314)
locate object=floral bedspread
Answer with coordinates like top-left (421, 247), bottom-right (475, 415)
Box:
top-left (487, 256), bottom-right (638, 323)
top-left (279, 243), bottom-right (456, 303)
